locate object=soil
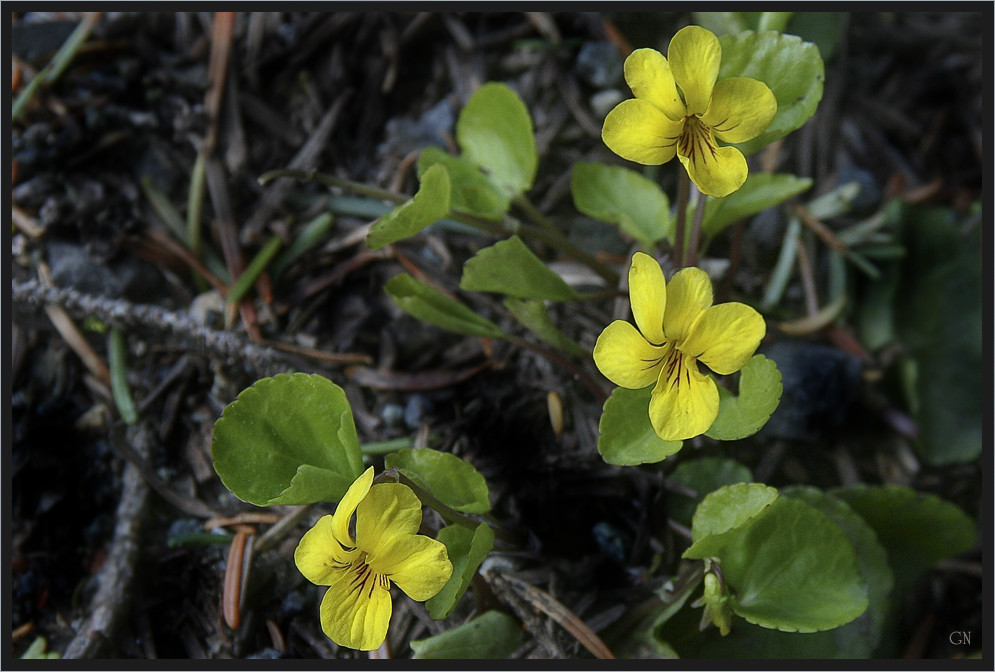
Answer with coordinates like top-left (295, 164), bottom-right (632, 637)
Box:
top-left (9, 10), bottom-right (985, 661)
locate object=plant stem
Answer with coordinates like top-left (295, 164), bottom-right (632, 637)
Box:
top-left (674, 171), bottom-right (691, 267)
top-left (512, 194), bottom-right (619, 286)
top-left (504, 334), bottom-right (608, 404)
top-left (686, 183), bottom-right (707, 267)
top-left (257, 169), bottom-right (407, 204)
top-left (12, 12), bottom-right (102, 122)
top-left (394, 473), bottom-right (521, 545)
top-left (259, 168), bottom-right (620, 286)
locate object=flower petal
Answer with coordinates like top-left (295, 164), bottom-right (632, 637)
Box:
top-left (648, 353), bottom-right (719, 441)
top-left (295, 514), bottom-right (356, 585)
top-left (370, 534), bottom-right (453, 602)
top-left (332, 466), bottom-right (375, 549)
top-left (623, 48), bottom-right (685, 120)
top-left (664, 267), bottom-right (713, 343)
top-left (629, 252), bottom-right (667, 345)
top-left (318, 565), bottom-right (393, 651)
top-left (702, 77), bottom-right (777, 144)
top-left (678, 139), bottom-right (748, 198)
top-left (602, 99), bottom-right (683, 166)
top-left (593, 320), bottom-right (667, 389)
top-left (356, 483), bottom-right (423, 556)
top-left (668, 25), bottom-right (721, 116)
top-left (681, 302), bottom-right (766, 375)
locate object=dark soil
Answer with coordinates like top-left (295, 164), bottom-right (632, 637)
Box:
top-left (9, 10), bottom-right (985, 661)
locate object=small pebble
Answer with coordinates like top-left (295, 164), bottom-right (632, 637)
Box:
top-left (380, 403), bottom-right (404, 428)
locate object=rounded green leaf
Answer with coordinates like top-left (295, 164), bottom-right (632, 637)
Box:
top-left (689, 493), bottom-right (869, 633)
top-left (598, 386), bottom-right (683, 466)
top-left (385, 273), bottom-right (506, 339)
top-left (411, 610), bottom-right (524, 659)
top-left (686, 483), bottom-right (779, 551)
top-left (504, 298), bottom-right (586, 357)
top-left (782, 487), bottom-right (893, 656)
top-left (702, 173), bottom-right (812, 239)
top-left (705, 355), bottom-right (782, 441)
top-left (718, 31), bottom-right (824, 156)
top-left (211, 374), bottom-right (365, 506)
top-left (668, 457), bottom-right (753, 527)
top-left (386, 448), bottom-right (491, 514)
top-left (830, 485), bottom-right (978, 592)
top-left (418, 147), bottom-right (509, 220)
top-left (456, 82), bottom-right (537, 197)
top-left (426, 522), bottom-right (495, 620)
top-left (367, 163), bottom-right (450, 250)
top-left (460, 236), bottom-right (578, 301)
top-left (571, 162), bottom-right (673, 246)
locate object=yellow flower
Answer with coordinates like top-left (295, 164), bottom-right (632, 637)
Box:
top-left (593, 253), bottom-right (765, 441)
top-left (294, 467), bottom-right (453, 651)
top-left (601, 25), bottom-right (777, 197)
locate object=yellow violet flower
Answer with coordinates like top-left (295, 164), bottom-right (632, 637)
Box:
top-left (593, 253), bottom-right (765, 441)
top-left (602, 25), bottom-right (777, 197)
top-left (294, 467), bottom-right (453, 651)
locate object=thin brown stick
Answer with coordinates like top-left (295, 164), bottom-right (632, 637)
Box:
top-left (36, 265), bottom-right (112, 388)
top-left (203, 12), bottom-right (237, 155)
top-left (223, 527), bottom-right (251, 629)
top-left (484, 570), bottom-right (615, 659)
top-left (794, 236), bottom-right (820, 317)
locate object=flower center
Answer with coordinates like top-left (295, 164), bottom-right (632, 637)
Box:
top-left (678, 115), bottom-right (718, 166)
top-left (349, 554), bottom-right (391, 599)
top-left (662, 345), bottom-right (692, 390)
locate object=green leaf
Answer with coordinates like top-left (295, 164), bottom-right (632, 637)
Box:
top-left (211, 374), bottom-right (365, 506)
top-left (570, 162), bottom-right (672, 246)
top-left (417, 147), bottom-right (509, 220)
top-left (786, 12), bottom-right (847, 62)
top-left (410, 610), bottom-right (524, 659)
top-left (503, 298), bottom-right (585, 357)
top-left (686, 493), bottom-right (869, 633)
top-left (687, 483), bottom-right (779, 551)
top-left (781, 487), bottom-right (893, 656)
top-left (705, 355), bottom-right (783, 441)
top-left (460, 236), bottom-right (578, 301)
top-left (367, 163), bottom-right (450, 249)
top-left (426, 523), bottom-right (495, 620)
top-left (718, 31), bottom-right (824, 156)
top-left (456, 82), bottom-right (537, 197)
top-left (701, 173), bottom-right (812, 239)
top-left (386, 448), bottom-right (491, 514)
top-left (891, 201), bottom-right (981, 465)
top-left (597, 386), bottom-right (683, 466)
top-left (831, 485), bottom-right (978, 592)
top-left (385, 273), bottom-right (506, 339)
top-left (668, 457), bottom-right (753, 527)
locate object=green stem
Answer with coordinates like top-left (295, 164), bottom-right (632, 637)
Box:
top-left (187, 152), bottom-right (207, 260)
top-left (258, 169), bottom-right (406, 204)
top-left (511, 194), bottom-right (618, 285)
top-left (12, 12), bottom-right (102, 122)
top-left (512, 194), bottom-right (559, 236)
top-left (673, 171), bottom-right (691, 268)
top-left (108, 329), bottom-right (138, 424)
top-left (260, 168), bottom-right (620, 286)
top-left (392, 473), bottom-right (520, 545)
top-left (504, 334), bottom-right (608, 404)
top-left (187, 152), bottom-right (209, 291)
top-left (686, 183), bottom-right (707, 268)
top-left (226, 235), bottom-right (283, 306)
